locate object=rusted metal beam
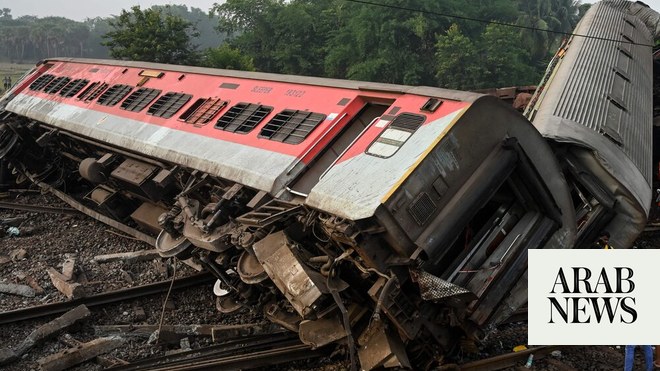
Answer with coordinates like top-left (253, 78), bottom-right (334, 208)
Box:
top-left (40, 182), bottom-right (156, 246)
top-left (0, 304), bottom-right (91, 366)
top-left (37, 336), bottom-right (125, 371)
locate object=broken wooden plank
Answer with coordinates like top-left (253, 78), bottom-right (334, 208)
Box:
top-left (47, 267), bottom-right (86, 299)
top-left (61, 255), bottom-right (76, 281)
top-left (0, 304), bottom-right (90, 365)
top-left (92, 249), bottom-right (160, 264)
top-left (59, 334), bottom-right (128, 368)
top-left (37, 336), bottom-right (124, 371)
top-left (15, 271), bottom-right (45, 294)
top-left (0, 282), bottom-right (35, 297)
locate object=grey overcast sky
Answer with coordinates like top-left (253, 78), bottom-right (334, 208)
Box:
top-left (0, 1), bottom-right (219, 21)
top-left (0, 0), bottom-right (659, 21)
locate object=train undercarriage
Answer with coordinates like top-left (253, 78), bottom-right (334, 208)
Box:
top-left (0, 97), bottom-right (573, 370)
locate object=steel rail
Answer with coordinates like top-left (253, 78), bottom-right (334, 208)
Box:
top-left (109, 333), bottom-right (299, 370)
top-left (0, 201), bottom-right (78, 215)
top-left (459, 345), bottom-right (564, 370)
top-left (0, 272), bottom-right (214, 325)
top-left (172, 343), bottom-right (323, 371)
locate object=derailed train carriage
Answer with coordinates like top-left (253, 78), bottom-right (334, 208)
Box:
top-left (0, 0), bottom-right (656, 368)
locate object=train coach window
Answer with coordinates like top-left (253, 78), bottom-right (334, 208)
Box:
top-left (215, 103), bottom-right (272, 133)
top-left (180, 97), bottom-right (228, 125)
top-left (78, 82), bottom-right (108, 102)
top-left (43, 77), bottom-right (71, 94)
top-left (259, 109), bottom-right (326, 144)
top-left (121, 88), bottom-right (162, 112)
top-left (29, 74), bottom-right (55, 91)
top-left (97, 84), bottom-right (133, 106)
top-left (148, 92), bottom-right (192, 118)
top-left (366, 113), bottom-right (425, 158)
top-left (59, 79), bottom-right (90, 98)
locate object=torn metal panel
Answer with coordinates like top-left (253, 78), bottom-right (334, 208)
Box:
top-left (299, 315), bottom-right (347, 348)
top-left (357, 322), bottom-right (411, 371)
top-left (409, 269), bottom-right (473, 302)
top-left (253, 231), bottom-right (328, 317)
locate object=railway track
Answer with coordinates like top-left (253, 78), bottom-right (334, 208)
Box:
top-left (109, 332), bottom-right (330, 371)
top-left (0, 200), bottom-right (78, 215)
top-left (0, 272), bottom-right (214, 324)
top-left (459, 345), bottom-right (564, 370)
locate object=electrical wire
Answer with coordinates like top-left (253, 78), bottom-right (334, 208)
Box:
top-left (343, 0), bottom-right (655, 47)
top-left (156, 257), bottom-right (177, 343)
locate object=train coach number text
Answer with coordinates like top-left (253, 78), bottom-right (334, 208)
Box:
top-left (285, 89), bottom-right (306, 98)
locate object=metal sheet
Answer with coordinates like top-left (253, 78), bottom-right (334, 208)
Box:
top-left (305, 108), bottom-right (467, 220)
top-left (5, 95), bottom-right (297, 194)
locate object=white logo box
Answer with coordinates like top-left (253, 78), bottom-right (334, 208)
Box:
top-left (528, 249), bottom-right (660, 345)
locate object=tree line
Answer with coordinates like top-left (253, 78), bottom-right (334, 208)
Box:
top-left (0, 6), bottom-right (224, 62)
top-left (0, 0), bottom-right (589, 90)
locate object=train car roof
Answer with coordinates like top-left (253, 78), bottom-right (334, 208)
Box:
top-left (43, 58), bottom-right (483, 102)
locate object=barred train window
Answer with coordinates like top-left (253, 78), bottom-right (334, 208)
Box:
top-left (29, 74), bottom-right (55, 91)
top-left (43, 77), bottom-right (71, 94)
top-left (259, 109), bottom-right (325, 144)
top-left (97, 84), bottom-right (133, 106)
top-left (180, 97), bottom-right (227, 125)
top-left (59, 79), bottom-right (90, 98)
top-left (215, 103), bottom-right (272, 133)
top-left (148, 92), bottom-right (192, 118)
top-left (366, 113), bottom-right (425, 158)
top-left (121, 88), bottom-right (161, 112)
top-left (78, 82), bottom-right (108, 102)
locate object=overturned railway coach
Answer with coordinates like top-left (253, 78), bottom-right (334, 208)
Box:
top-left (0, 1), bottom-right (656, 367)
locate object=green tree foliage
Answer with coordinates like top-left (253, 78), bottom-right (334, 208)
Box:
top-left (481, 23), bottom-right (538, 88)
top-left (435, 24), bottom-right (484, 90)
top-left (102, 6), bottom-right (200, 65)
top-left (517, 0), bottom-right (581, 62)
top-left (0, 0), bottom-right (589, 89)
top-left (202, 44), bottom-right (255, 70)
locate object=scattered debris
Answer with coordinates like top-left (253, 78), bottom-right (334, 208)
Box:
top-left (47, 267), bottom-right (86, 299)
top-left (0, 282), bottom-right (35, 297)
top-left (14, 271), bottom-right (45, 294)
top-left (5, 226), bottom-right (20, 237)
top-left (93, 249), bottom-right (160, 264)
top-left (120, 270), bottom-right (134, 284)
top-left (59, 333), bottom-right (128, 368)
top-left (179, 337), bottom-right (191, 351)
top-left (61, 254), bottom-right (77, 281)
top-left (132, 305), bottom-right (146, 321)
top-left (0, 255), bottom-right (10, 265)
top-left (37, 336), bottom-right (124, 371)
top-left (9, 248), bottom-right (26, 261)
top-left (0, 304), bottom-right (91, 365)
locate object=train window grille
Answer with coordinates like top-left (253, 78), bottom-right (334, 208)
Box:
top-left (180, 97), bottom-right (228, 125)
top-left (29, 74), bottom-right (55, 91)
top-left (259, 109), bottom-right (326, 144)
top-left (97, 84), bottom-right (133, 106)
top-left (120, 88), bottom-right (162, 112)
top-left (79, 82), bottom-right (108, 102)
top-left (366, 113), bottom-right (426, 158)
top-left (59, 79), bottom-right (90, 98)
top-left (215, 103), bottom-right (272, 133)
top-left (43, 76), bottom-right (71, 94)
top-left (148, 92), bottom-right (192, 118)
